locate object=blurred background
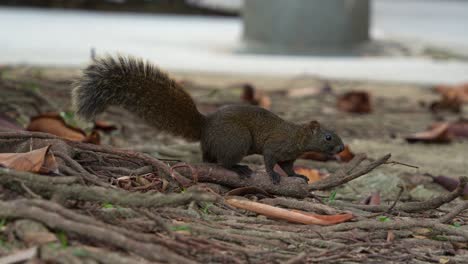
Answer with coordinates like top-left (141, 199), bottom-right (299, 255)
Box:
top-left (1, 0), bottom-right (467, 84)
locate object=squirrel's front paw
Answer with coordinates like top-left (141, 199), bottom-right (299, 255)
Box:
top-left (231, 164), bottom-right (253, 179)
top-left (290, 173), bottom-right (309, 183)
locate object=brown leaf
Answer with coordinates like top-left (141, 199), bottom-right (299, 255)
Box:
top-left (431, 83), bottom-right (468, 113)
top-left (0, 146), bottom-right (58, 174)
top-left (337, 91), bottom-right (372, 113)
top-left (287, 86), bottom-right (322, 98)
top-left (27, 112), bottom-right (87, 141)
top-left (93, 120), bottom-right (118, 133)
top-left (369, 192), bottom-right (381, 205)
top-left (386, 231), bottom-right (395, 242)
top-left (435, 83), bottom-right (468, 103)
top-left (406, 123), bottom-right (452, 143)
top-left (241, 84), bottom-right (271, 110)
top-left (294, 166), bottom-right (326, 184)
top-left (361, 191), bottom-right (381, 205)
top-left (114, 173), bottom-right (162, 192)
top-left (433, 176), bottom-right (468, 199)
top-left (226, 198), bottom-right (353, 225)
top-left (26, 112), bottom-right (100, 144)
top-left (84, 130), bottom-right (101, 145)
top-left (446, 120), bottom-right (468, 138)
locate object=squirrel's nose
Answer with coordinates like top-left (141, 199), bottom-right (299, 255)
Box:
top-left (334, 145), bottom-right (345, 154)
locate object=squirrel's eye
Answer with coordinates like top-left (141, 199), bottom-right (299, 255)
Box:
top-left (325, 134), bottom-right (332, 141)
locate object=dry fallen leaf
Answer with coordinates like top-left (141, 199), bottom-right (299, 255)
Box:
top-left (432, 175), bottom-right (468, 199)
top-left (337, 91), bottom-right (372, 113)
top-left (369, 192), bottom-right (381, 205)
top-left (294, 166), bottom-right (326, 184)
top-left (406, 123), bottom-right (452, 143)
top-left (26, 112), bottom-right (100, 144)
top-left (93, 120), bottom-right (118, 133)
top-left (0, 145), bottom-right (59, 174)
top-left (226, 198), bottom-right (353, 225)
top-left (406, 120), bottom-right (468, 143)
top-left (287, 86), bottom-right (322, 98)
top-left (435, 83), bottom-right (468, 103)
top-left (442, 120), bottom-right (468, 138)
top-left (430, 83), bottom-right (468, 113)
top-left (114, 173), bottom-right (162, 192)
top-left (241, 84), bottom-right (271, 110)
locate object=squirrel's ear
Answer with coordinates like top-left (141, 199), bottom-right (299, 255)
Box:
top-left (307, 120), bottom-right (320, 130)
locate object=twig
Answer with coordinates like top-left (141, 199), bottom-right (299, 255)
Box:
top-left (309, 154), bottom-right (391, 191)
top-left (439, 201), bottom-right (468, 223)
top-left (385, 160), bottom-right (419, 169)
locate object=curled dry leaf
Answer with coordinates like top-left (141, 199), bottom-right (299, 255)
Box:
top-left (0, 145), bottom-right (58, 174)
top-left (93, 120), bottom-right (118, 133)
top-left (225, 198), bottom-right (353, 225)
top-left (370, 192), bottom-right (381, 205)
top-left (337, 91), bottom-right (372, 113)
top-left (435, 83), bottom-right (468, 103)
top-left (431, 83), bottom-right (468, 113)
top-left (241, 84), bottom-right (271, 110)
top-left (114, 173), bottom-right (162, 192)
top-left (437, 120), bottom-right (468, 138)
top-left (433, 175), bottom-right (468, 199)
top-left (406, 123), bottom-right (452, 143)
top-left (26, 112), bottom-right (100, 144)
top-left (294, 166), bottom-right (327, 184)
top-left (406, 120), bottom-right (468, 143)
top-left (287, 82), bottom-right (333, 98)
top-left (361, 191), bottom-right (381, 205)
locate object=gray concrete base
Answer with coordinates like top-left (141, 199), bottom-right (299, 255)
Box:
top-left (243, 0), bottom-right (369, 54)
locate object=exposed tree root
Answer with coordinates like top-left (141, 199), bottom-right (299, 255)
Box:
top-left (0, 131), bottom-right (467, 263)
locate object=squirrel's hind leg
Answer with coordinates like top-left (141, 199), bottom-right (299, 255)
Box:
top-left (201, 125), bottom-right (252, 178)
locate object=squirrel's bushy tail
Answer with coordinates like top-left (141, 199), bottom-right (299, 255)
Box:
top-left (72, 55), bottom-right (205, 141)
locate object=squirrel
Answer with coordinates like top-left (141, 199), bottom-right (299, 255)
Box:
top-left (72, 55), bottom-right (345, 184)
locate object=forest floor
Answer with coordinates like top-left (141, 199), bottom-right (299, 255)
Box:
top-left (0, 66), bottom-right (467, 263)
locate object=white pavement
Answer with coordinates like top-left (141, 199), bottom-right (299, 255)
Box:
top-left (1, 0), bottom-right (468, 84)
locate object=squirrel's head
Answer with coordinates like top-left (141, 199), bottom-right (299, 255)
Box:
top-left (300, 121), bottom-right (344, 155)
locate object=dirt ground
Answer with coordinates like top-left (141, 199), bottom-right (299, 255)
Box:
top-left (15, 66), bottom-right (467, 198)
top-left (0, 65), bottom-right (467, 263)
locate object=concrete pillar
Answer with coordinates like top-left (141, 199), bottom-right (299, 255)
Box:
top-left (243, 0), bottom-right (370, 54)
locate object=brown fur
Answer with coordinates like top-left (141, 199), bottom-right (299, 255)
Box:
top-left (72, 55), bottom-right (204, 140)
top-left (72, 55), bottom-right (345, 184)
